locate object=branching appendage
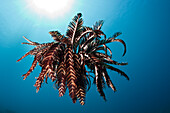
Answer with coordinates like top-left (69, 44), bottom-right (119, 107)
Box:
top-left (65, 47), bottom-right (77, 103)
top-left (17, 13), bottom-right (128, 105)
top-left (57, 61), bottom-right (66, 97)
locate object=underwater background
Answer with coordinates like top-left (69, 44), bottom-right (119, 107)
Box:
top-left (0, 0), bottom-right (170, 113)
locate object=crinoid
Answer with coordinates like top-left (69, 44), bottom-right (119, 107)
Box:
top-left (17, 13), bottom-right (129, 105)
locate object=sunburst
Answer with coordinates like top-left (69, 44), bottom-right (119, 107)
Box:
top-left (26, 0), bottom-right (74, 18)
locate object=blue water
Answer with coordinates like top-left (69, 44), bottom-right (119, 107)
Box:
top-left (0, 0), bottom-right (170, 113)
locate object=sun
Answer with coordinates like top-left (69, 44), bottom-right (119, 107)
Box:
top-left (27, 0), bottom-right (74, 18)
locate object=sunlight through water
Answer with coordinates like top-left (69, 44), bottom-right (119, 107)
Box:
top-left (27, 0), bottom-right (74, 18)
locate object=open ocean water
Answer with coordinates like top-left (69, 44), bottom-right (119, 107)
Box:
top-left (0, 0), bottom-right (170, 113)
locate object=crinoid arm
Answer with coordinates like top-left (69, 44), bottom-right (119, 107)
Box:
top-left (94, 65), bottom-right (106, 101)
top-left (56, 61), bottom-right (66, 97)
top-left (17, 13), bottom-right (128, 105)
top-left (17, 51), bottom-right (32, 62)
top-left (17, 36), bottom-right (40, 62)
top-left (22, 36), bottom-right (40, 46)
top-left (22, 55), bottom-right (40, 80)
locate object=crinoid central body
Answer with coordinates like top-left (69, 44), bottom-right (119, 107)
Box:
top-left (17, 13), bottom-right (129, 105)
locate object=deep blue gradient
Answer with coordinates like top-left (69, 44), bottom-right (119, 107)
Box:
top-left (0, 0), bottom-right (170, 113)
